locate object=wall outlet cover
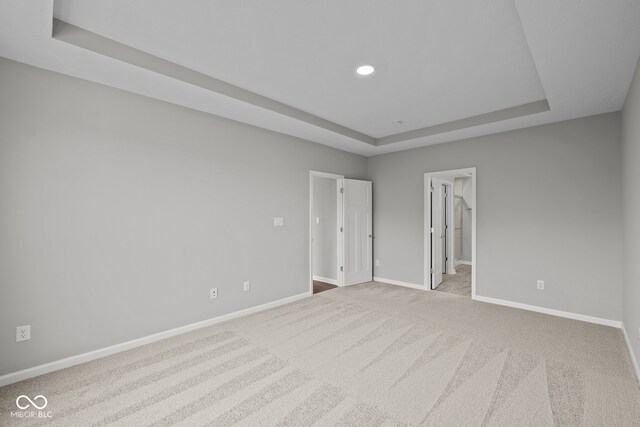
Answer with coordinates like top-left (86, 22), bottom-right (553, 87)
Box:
top-left (210, 288), bottom-right (218, 299)
top-left (375, 259), bottom-right (380, 266)
top-left (243, 281), bottom-right (250, 292)
top-left (536, 280), bottom-right (544, 290)
top-left (273, 217), bottom-right (285, 227)
top-left (16, 325), bottom-right (30, 342)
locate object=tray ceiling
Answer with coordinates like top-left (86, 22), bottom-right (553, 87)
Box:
top-left (0, 1), bottom-right (638, 156)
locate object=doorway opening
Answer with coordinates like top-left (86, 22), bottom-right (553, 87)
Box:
top-left (424, 168), bottom-right (476, 298)
top-left (310, 172), bottom-right (341, 294)
top-left (309, 171), bottom-right (373, 294)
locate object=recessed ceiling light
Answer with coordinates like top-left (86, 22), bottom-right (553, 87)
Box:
top-left (356, 65), bottom-right (375, 76)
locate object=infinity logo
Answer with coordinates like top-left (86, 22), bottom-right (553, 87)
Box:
top-left (15, 395), bottom-right (48, 410)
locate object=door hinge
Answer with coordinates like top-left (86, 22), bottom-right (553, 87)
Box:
top-left (340, 266), bottom-right (343, 272)
top-left (340, 187), bottom-right (344, 194)
top-left (340, 226), bottom-right (343, 232)
top-left (430, 268), bottom-right (434, 274)
top-left (430, 186), bottom-right (433, 193)
top-left (430, 227), bottom-right (434, 233)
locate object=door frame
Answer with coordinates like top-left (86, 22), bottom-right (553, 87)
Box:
top-left (309, 171), bottom-right (344, 294)
top-left (424, 167), bottom-right (477, 299)
top-left (429, 178), bottom-right (447, 289)
top-left (442, 181), bottom-right (455, 276)
top-left (433, 179), bottom-right (455, 286)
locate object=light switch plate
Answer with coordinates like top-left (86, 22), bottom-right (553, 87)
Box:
top-left (16, 325), bottom-right (30, 342)
top-left (536, 280), bottom-right (544, 290)
top-left (243, 281), bottom-right (250, 292)
top-left (316, 217), bottom-right (320, 224)
top-left (273, 217), bottom-right (284, 227)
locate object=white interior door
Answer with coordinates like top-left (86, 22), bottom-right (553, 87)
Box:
top-left (442, 184), bottom-right (448, 274)
top-left (431, 178), bottom-right (447, 289)
top-left (431, 179), bottom-right (444, 288)
top-left (342, 179), bottom-right (372, 286)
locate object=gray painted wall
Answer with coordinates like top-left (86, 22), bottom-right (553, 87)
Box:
top-left (453, 176), bottom-right (472, 262)
top-left (368, 113), bottom-right (623, 321)
top-left (622, 57), bottom-right (640, 369)
top-left (312, 176), bottom-right (337, 280)
top-left (0, 58), bottom-right (367, 375)
top-left (461, 177), bottom-right (472, 262)
top-left (0, 55), bottom-right (632, 377)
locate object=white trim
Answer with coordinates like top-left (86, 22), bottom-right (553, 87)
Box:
top-left (337, 178), bottom-right (345, 287)
top-left (309, 170), bottom-right (344, 180)
top-left (454, 260), bottom-right (472, 266)
top-left (471, 170), bottom-right (477, 299)
top-left (424, 175), bottom-right (432, 288)
top-left (474, 295), bottom-right (622, 328)
top-left (0, 291), bottom-right (311, 387)
top-left (313, 275), bottom-right (338, 286)
top-left (622, 324), bottom-right (640, 384)
top-left (445, 181), bottom-right (455, 277)
top-left (373, 276), bottom-right (428, 291)
top-left (309, 171), bottom-right (344, 294)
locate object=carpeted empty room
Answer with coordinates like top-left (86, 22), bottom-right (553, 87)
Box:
top-left (1, 284), bottom-right (639, 425)
top-left (2, 1), bottom-right (640, 426)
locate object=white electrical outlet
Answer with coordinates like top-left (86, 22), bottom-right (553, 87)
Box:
top-left (273, 217), bottom-right (284, 227)
top-left (243, 281), bottom-right (250, 292)
top-left (315, 217), bottom-right (320, 224)
top-left (210, 288), bottom-right (218, 299)
top-left (16, 325), bottom-right (30, 342)
top-left (375, 259), bottom-right (380, 266)
top-left (537, 280), bottom-right (544, 290)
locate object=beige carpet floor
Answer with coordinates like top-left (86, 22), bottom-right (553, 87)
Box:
top-left (435, 265), bottom-right (472, 297)
top-left (1, 282), bottom-right (639, 426)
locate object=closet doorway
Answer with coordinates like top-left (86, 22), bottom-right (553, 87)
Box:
top-left (424, 168), bottom-right (476, 298)
top-left (309, 171), bottom-right (373, 294)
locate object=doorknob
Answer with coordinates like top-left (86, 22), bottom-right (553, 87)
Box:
top-left (369, 234), bottom-right (374, 238)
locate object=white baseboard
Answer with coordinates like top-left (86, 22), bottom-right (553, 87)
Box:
top-left (454, 260), bottom-right (472, 266)
top-left (0, 291), bottom-right (312, 387)
top-left (373, 276), bottom-right (428, 291)
top-left (622, 324), bottom-right (640, 384)
top-left (312, 275), bottom-right (338, 286)
top-left (474, 295), bottom-right (622, 328)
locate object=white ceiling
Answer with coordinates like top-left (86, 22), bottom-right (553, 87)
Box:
top-left (52, 0), bottom-right (547, 139)
top-left (1, 1), bottom-right (639, 156)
